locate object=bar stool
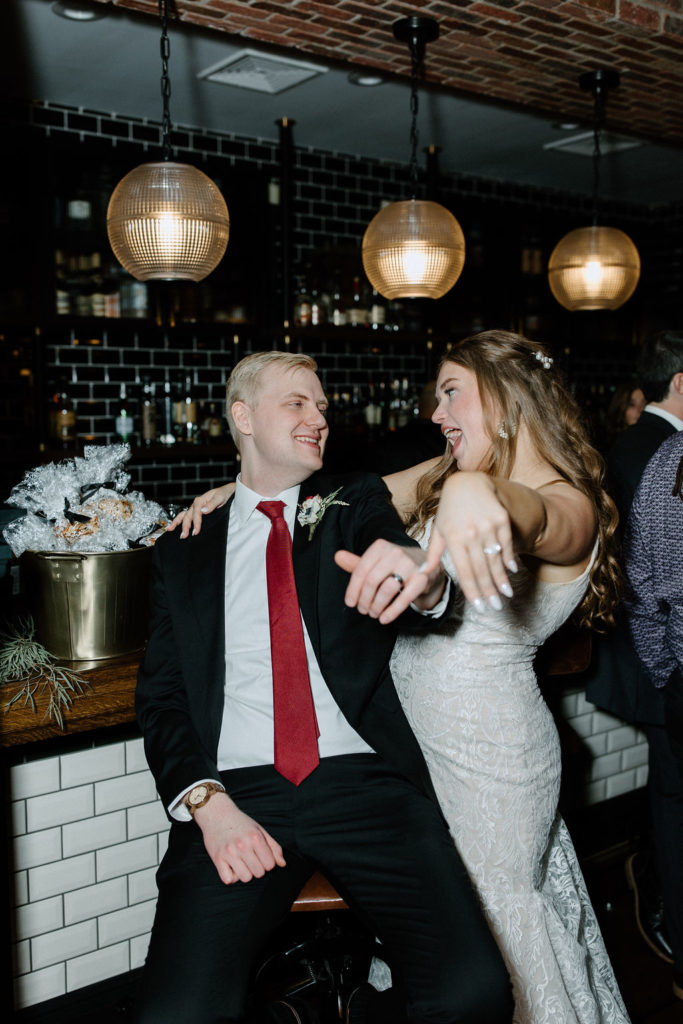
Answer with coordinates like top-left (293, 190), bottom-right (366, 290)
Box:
top-left (291, 871), bottom-right (348, 913)
top-left (254, 871), bottom-right (379, 1023)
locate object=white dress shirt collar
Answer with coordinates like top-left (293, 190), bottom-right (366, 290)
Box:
top-left (644, 405), bottom-right (683, 431)
top-left (233, 475), bottom-right (302, 529)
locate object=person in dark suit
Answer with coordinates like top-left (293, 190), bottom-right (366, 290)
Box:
top-left (585, 330), bottom-right (683, 977)
top-left (135, 351), bottom-right (512, 1024)
top-left (624, 431), bottom-right (683, 1000)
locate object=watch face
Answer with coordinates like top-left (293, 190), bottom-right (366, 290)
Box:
top-left (189, 785), bottom-right (209, 806)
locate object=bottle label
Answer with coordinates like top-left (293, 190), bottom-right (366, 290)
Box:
top-left (52, 410), bottom-right (76, 441)
top-left (142, 406), bottom-right (157, 443)
top-left (348, 308), bottom-right (369, 326)
top-left (294, 302), bottom-right (312, 327)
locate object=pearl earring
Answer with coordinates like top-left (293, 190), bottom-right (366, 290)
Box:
top-left (498, 423), bottom-right (509, 440)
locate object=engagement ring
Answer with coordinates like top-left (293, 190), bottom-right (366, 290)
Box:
top-left (483, 543), bottom-right (502, 556)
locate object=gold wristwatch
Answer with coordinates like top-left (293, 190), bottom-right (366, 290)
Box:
top-left (183, 782), bottom-right (225, 817)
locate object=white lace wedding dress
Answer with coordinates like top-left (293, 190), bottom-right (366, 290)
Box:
top-left (389, 532), bottom-right (630, 1024)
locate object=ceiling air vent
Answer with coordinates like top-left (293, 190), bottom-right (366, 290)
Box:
top-left (543, 131), bottom-right (642, 156)
top-left (198, 49), bottom-right (327, 95)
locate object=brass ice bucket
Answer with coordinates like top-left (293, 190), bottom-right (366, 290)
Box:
top-left (20, 548), bottom-right (153, 662)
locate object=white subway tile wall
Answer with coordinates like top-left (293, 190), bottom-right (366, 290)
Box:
top-left (9, 697), bottom-right (647, 1008)
top-left (10, 738), bottom-right (169, 1010)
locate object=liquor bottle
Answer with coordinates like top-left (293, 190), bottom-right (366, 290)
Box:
top-left (330, 271), bottom-right (347, 327)
top-left (369, 288), bottom-right (386, 330)
top-left (387, 379), bottom-right (401, 432)
top-left (347, 275), bottom-right (369, 327)
top-left (90, 252), bottom-right (106, 318)
top-left (206, 402), bottom-right (224, 442)
top-left (141, 376), bottom-right (157, 446)
top-left (103, 262), bottom-right (122, 319)
top-left (115, 383), bottom-right (135, 443)
top-left (48, 379), bottom-right (77, 450)
top-left (54, 249), bottom-right (70, 316)
top-left (159, 378), bottom-right (175, 445)
top-left (398, 378), bottom-right (413, 428)
top-left (75, 253), bottom-right (93, 316)
top-left (173, 375), bottom-right (199, 443)
top-left (364, 384), bottom-right (381, 433)
top-left (293, 275), bottom-right (313, 328)
top-left (310, 280), bottom-right (326, 326)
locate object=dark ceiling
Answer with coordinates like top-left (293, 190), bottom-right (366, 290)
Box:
top-left (4, 0), bottom-right (683, 204)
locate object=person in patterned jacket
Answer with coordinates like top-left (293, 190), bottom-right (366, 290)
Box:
top-left (624, 430), bottom-right (683, 1001)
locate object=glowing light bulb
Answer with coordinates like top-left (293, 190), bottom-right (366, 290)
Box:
top-left (583, 259), bottom-right (604, 289)
top-left (401, 246), bottom-right (430, 285)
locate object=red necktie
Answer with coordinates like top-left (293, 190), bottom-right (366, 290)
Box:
top-left (257, 501), bottom-right (320, 785)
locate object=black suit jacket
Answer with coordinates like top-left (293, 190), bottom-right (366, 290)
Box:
top-left (607, 411), bottom-right (677, 521)
top-left (136, 471), bottom-right (438, 811)
top-left (584, 411), bottom-right (676, 725)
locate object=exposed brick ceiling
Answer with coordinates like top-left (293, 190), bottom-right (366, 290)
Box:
top-left (103, 0), bottom-right (683, 148)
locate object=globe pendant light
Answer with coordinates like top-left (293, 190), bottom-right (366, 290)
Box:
top-left (362, 17), bottom-right (465, 301)
top-left (107, 0), bottom-right (229, 282)
top-left (548, 70), bottom-right (640, 311)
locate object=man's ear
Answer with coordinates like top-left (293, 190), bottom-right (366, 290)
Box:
top-left (231, 401), bottom-right (252, 438)
top-left (672, 372), bottom-right (683, 396)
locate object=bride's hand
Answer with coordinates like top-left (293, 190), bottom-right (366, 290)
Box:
top-left (420, 472), bottom-right (517, 612)
top-left (167, 483), bottom-right (235, 539)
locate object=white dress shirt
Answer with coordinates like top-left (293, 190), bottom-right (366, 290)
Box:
top-left (216, 478), bottom-right (374, 769)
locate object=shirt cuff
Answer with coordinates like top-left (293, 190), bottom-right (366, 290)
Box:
top-left (410, 577), bottom-right (451, 618)
top-left (169, 778), bottom-right (223, 822)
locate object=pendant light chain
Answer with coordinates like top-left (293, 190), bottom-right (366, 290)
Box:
top-left (409, 44), bottom-right (420, 196)
top-left (159, 0), bottom-right (172, 162)
top-left (591, 83), bottom-right (604, 228)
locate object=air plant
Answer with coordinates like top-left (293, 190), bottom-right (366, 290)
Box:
top-left (0, 618), bottom-right (89, 729)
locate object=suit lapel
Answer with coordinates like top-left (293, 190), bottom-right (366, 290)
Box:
top-left (293, 477), bottom-right (323, 663)
top-left (188, 500), bottom-right (231, 678)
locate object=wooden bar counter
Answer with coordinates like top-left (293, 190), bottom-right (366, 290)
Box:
top-left (0, 621), bottom-right (591, 748)
top-left (0, 651), bottom-right (140, 747)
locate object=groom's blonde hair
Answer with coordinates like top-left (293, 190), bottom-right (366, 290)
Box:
top-left (225, 351), bottom-right (319, 448)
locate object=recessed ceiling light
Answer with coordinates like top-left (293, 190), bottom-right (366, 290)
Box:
top-left (553, 121), bottom-right (582, 131)
top-left (51, 1), bottom-right (109, 21)
top-left (348, 70), bottom-right (384, 87)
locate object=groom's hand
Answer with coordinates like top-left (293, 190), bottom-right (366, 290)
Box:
top-left (335, 539), bottom-right (446, 624)
top-left (194, 793), bottom-right (286, 885)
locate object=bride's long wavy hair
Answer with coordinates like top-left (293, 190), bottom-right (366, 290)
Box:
top-left (406, 330), bottom-right (621, 629)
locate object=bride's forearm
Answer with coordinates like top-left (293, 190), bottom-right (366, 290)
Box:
top-left (383, 457), bottom-right (441, 521)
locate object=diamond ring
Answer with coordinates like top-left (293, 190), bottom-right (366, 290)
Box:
top-left (483, 543), bottom-right (502, 556)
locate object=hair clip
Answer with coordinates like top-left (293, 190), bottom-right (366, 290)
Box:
top-left (535, 351), bottom-right (554, 369)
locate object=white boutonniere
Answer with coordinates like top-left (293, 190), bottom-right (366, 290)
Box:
top-left (297, 487), bottom-right (349, 539)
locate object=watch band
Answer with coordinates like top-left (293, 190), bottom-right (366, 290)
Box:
top-left (183, 781), bottom-right (225, 817)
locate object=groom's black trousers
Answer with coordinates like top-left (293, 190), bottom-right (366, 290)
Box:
top-left (137, 754), bottom-right (512, 1024)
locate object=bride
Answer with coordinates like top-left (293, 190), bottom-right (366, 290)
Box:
top-left (172, 330), bottom-right (630, 1023)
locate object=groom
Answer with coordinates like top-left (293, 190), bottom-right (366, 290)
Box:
top-left (136, 351), bottom-right (512, 1024)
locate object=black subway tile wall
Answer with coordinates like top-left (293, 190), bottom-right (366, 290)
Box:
top-left (3, 98), bottom-right (682, 502)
